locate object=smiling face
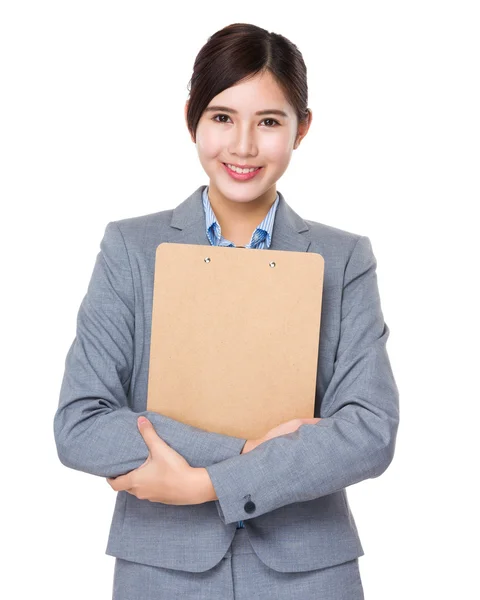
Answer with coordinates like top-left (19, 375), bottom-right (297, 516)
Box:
top-left (186, 70), bottom-right (311, 208)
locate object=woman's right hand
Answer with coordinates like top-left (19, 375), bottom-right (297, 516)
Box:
top-left (241, 418), bottom-right (321, 454)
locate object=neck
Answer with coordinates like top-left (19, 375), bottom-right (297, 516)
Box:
top-left (207, 184), bottom-right (277, 238)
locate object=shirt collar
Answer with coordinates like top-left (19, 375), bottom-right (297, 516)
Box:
top-left (202, 185), bottom-right (279, 248)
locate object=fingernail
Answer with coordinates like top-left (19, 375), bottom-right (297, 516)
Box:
top-left (138, 417), bottom-right (148, 426)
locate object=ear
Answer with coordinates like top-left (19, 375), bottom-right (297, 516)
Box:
top-left (294, 108), bottom-right (313, 150)
top-left (185, 100), bottom-right (195, 143)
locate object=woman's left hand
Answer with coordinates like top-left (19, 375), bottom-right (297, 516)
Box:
top-left (106, 417), bottom-right (200, 505)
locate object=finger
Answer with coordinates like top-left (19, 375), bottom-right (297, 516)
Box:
top-left (137, 417), bottom-right (160, 446)
top-left (107, 474), bottom-right (132, 492)
top-left (137, 417), bottom-right (170, 456)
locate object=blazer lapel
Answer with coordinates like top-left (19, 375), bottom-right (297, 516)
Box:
top-left (169, 185), bottom-right (312, 253)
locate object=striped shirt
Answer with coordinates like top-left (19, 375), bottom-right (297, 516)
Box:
top-left (201, 185), bottom-right (280, 528)
top-left (202, 185), bottom-right (280, 250)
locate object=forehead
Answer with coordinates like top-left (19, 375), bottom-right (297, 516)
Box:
top-left (207, 71), bottom-right (292, 114)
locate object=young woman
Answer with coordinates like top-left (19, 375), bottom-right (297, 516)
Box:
top-left (54, 22), bottom-right (399, 600)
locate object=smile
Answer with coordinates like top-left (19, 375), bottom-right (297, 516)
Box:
top-left (222, 163), bottom-right (264, 181)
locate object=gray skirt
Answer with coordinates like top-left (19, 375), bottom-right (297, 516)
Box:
top-left (112, 527), bottom-right (364, 599)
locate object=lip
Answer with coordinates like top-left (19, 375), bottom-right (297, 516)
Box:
top-left (222, 162), bottom-right (264, 181)
top-left (224, 162), bottom-right (262, 169)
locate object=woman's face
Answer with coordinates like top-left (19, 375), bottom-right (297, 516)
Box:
top-left (187, 70), bottom-right (310, 206)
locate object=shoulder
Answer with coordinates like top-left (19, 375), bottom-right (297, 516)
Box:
top-left (109, 208), bottom-right (174, 238)
top-left (303, 217), bottom-right (372, 264)
top-left (98, 209), bottom-right (176, 258)
top-left (305, 218), bottom-right (362, 244)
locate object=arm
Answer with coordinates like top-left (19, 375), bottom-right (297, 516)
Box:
top-left (205, 235), bottom-right (400, 524)
top-left (53, 222), bottom-right (246, 479)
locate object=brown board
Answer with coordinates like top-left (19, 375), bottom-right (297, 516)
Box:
top-left (146, 242), bottom-right (325, 440)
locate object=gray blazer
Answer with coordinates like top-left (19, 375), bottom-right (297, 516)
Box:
top-left (53, 185), bottom-right (399, 573)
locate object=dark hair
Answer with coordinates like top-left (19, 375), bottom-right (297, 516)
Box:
top-left (186, 23), bottom-right (310, 142)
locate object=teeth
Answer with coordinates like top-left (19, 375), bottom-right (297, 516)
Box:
top-left (226, 164), bottom-right (260, 174)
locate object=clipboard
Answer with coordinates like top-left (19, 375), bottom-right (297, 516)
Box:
top-left (146, 242), bottom-right (324, 440)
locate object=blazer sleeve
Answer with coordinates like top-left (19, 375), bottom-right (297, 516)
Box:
top-left (53, 222), bottom-right (246, 478)
top-left (205, 235), bottom-right (400, 525)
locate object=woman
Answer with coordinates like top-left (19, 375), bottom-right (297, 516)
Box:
top-left (54, 22), bottom-right (399, 599)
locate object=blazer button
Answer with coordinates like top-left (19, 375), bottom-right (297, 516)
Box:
top-left (244, 500), bottom-right (256, 514)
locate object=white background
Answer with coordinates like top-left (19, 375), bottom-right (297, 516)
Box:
top-left (1, 1), bottom-right (479, 598)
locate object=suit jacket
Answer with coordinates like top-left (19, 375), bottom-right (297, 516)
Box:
top-left (53, 185), bottom-right (400, 573)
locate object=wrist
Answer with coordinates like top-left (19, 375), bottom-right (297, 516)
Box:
top-left (241, 438), bottom-right (264, 454)
top-left (190, 468), bottom-right (218, 504)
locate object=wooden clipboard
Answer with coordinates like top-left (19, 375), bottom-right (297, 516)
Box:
top-left (146, 242), bottom-right (324, 440)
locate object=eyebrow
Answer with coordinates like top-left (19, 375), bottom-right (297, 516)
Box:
top-left (204, 105), bottom-right (289, 118)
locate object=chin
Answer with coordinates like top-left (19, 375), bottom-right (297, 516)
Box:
top-left (217, 184), bottom-right (267, 201)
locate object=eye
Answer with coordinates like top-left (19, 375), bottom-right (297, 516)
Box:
top-left (212, 114), bottom-right (232, 124)
top-left (262, 118), bottom-right (280, 127)
top-left (211, 114), bottom-right (280, 127)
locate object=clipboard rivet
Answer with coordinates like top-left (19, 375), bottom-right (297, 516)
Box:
top-left (269, 261), bottom-right (276, 268)
top-left (204, 257), bottom-right (211, 263)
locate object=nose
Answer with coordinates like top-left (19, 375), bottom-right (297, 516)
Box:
top-left (228, 123), bottom-right (259, 159)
